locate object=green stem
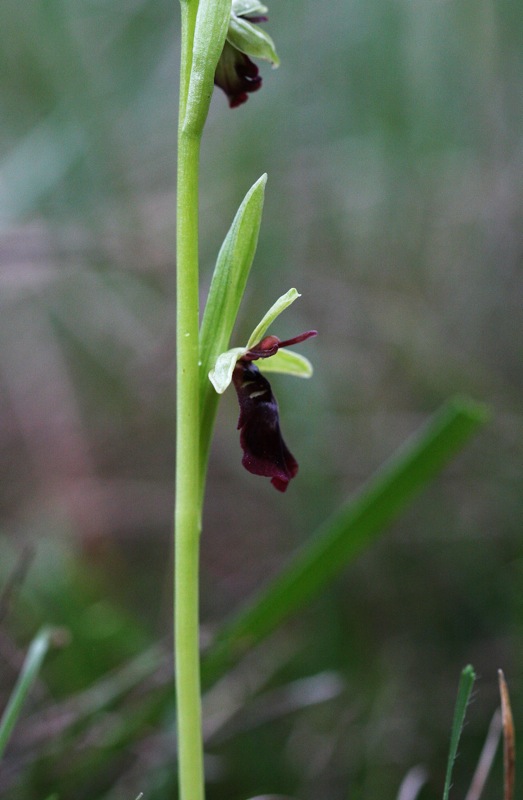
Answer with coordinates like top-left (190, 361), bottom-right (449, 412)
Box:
top-left (175, 2), bottom-right (204, 799)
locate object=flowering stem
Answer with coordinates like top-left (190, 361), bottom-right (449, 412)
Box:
top-left (175, 2), bottom-right (204, 799)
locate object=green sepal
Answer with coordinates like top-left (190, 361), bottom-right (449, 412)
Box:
top-left (258, 349), bottom-right (313, 378)
top-left (246, 288), bottom-right (300, 348)
top-left (228, 16), bottom-right (280, 67)
top-left (232, 0), bottom-right (268, 17)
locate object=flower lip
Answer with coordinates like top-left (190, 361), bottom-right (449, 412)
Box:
top-left (233, 360), bottom-right (298, 492)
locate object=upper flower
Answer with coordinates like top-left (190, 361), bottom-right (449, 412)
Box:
top-left (214, 0), bottom-right (280, 108)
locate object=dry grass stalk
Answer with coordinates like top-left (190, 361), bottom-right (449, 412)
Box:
top-left (498, 669), bottom-right (515, 800)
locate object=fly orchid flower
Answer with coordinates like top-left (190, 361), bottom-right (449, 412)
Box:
top-left (209, 289), bottom-right (317, 492)
top-left (214, 0), bottom-right (280, 108)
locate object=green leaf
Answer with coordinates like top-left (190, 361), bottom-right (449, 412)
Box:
top-left (258, 348), bottom-right (313, 378)
top-left (246, 288), bottom-right (301, 348)
top-left (442, 665), bottom-right (476, 800)
top-left (0, 627), bottom-right (60, 760)
top-left (201, 397), bottom-right (489, 686)
top-left (228, 17), bottom-right (280, 67)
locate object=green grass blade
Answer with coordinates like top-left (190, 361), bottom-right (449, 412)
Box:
top-left (443, 664), bottom-right (477, 800)
top-left (0, 627), bottom-right (58, 760)
top-left (202, 396), bottom-right (489, 686)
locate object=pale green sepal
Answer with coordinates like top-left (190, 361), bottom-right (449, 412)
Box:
top-left (258, 349), bottom-right (313, 378)
top-left (233, 0), bottom-right (268, 17)
top-left (209, 348), bottom-right (247, 394)
top-left (228, 17), bottom-right (280, 67)
top-left (246, 288), bottom-right (301, 349)
top-left (200, 175), bottom-right (267, 382)
top-left (183, 0), bottom-right (231, 136)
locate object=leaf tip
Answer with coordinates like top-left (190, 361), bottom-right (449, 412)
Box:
top-left (449, 395), bottom-right (491, 426)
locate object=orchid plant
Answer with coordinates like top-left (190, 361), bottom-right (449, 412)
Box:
top-left (175, 2), bottom-right (312, 797)
top-left (174, 2), bottom-right (488, 799)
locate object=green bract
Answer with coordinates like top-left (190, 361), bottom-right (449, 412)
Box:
top-left (200, 175), bottom-right (267, 385)
top-left (209, 289), bottom-right (314, 394)
top-left (229, 1), bottom-right (280, 68)
top-left (183, 0), bottom-right (231, 135)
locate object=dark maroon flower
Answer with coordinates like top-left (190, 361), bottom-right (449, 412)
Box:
top-left (214, 42), bottom-right (262, 109)
top-left (232, 330), bottom-right (317, 492)
top-left (214, 0), bottom-right (280, 108)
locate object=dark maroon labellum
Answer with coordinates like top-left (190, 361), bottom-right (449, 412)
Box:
top-left (232, 361), bottom-right (298, 492)
top-left (231, 330), bottom-right (317, 491)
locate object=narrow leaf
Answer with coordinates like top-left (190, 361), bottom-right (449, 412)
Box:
top-left (443, 665), bottom-right (476, 800)
top-left (246, 288), bottom-right (301, 349)
top-left (0, 627), bottom-right (60, 760)
top-left (201, 397), bottom-right (489, 686)
top-left (200, 175), bottom-right (267, 382)
top-left (200, 175), bottom-right (267, 477)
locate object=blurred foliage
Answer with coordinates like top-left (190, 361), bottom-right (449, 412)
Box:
top-left (0, 0), bottom-right (522, 798)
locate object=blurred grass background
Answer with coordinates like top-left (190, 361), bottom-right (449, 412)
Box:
top-left (0, 0), bottom-right (522, 798)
